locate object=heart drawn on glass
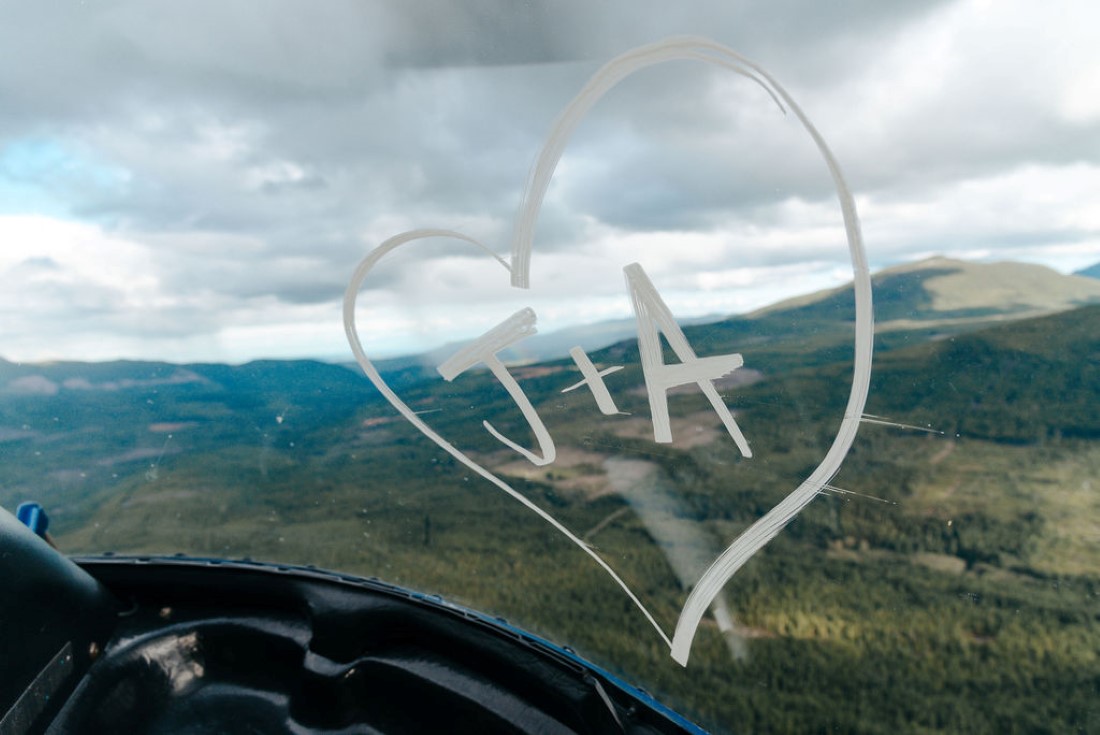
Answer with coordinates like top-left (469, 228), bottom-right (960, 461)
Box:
top-left (343, 36), bottom-right (873, 666)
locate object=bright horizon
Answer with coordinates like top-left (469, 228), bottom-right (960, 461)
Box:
top-left (1, 252), bottom-right (1094, 367)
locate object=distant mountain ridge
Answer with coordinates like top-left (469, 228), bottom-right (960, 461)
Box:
top-left (4, 257), bottom-right (1096, 380)
top-left (365, 257), bottom-right (1100, 375)
top-left (1074, 262), bottom-right (1100, 279)
top-left (369, 313), bottom-right (720, 379)
top-left (754, 256), bottom-right (1100, 327)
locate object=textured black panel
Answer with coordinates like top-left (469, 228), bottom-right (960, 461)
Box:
top-left (42, 557), bottom-right (705, 734)
top-left (0, 508), bottom-right (116, 735)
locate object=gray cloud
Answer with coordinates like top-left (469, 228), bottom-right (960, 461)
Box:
top-left (0, 0), bottom-right (1097, 360)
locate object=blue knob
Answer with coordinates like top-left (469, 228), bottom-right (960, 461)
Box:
top-left (15, 502), bottom-right (49, 539)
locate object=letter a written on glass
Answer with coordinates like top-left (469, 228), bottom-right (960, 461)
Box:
top-left (623, 263), bottom-right (752, 457)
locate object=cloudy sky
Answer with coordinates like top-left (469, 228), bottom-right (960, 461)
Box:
top-left (1, 0), bottom-right (1097, 363)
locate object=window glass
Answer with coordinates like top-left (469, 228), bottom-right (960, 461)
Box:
top-left (1, 2), bottom-right (1097, 731)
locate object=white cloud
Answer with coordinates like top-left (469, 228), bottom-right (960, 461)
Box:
top-left (858, 162), bottom-right (1100, 271)
top-left (1059, 64), bottom-right (1100, 125)
top-left (0, 1), bottom-right (1096, 363)
top-left (0, 215), bottom-right (157, 301)
top-left (0, 216), bottom-right (348, 362)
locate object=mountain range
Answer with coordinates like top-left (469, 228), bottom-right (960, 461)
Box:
top-left (370, 255), bottom-right (1100, 376)
top-left (2, 254), bottom-right (1096, 530)
top-left (1074, 261), bottom-right (1100, 279)
top-left (1, 255), bottom-right (1096, 733)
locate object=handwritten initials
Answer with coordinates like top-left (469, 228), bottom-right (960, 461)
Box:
top-left (439, 263), bottom-right (752, 465)
top-left (344, 37), bottom-right (872, 666)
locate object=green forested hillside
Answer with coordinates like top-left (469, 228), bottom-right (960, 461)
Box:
top-left (0, 301), bottom-right (1097, 734)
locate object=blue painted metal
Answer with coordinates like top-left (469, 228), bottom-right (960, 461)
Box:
top-left (15, 502), bottom-right (49, 539)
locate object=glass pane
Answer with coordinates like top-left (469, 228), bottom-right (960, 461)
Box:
top-left (1, 2), bottom-right (1097, 731)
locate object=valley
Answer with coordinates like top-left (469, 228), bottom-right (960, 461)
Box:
top-left (1, 257), bottom-right (1098, 733)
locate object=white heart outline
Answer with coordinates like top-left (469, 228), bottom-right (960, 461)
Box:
top-left (343, 36), bottom-right (873, 667)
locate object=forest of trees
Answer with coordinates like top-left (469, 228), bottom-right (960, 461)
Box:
top-left (1, 304), bottom-right (1097, 733)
